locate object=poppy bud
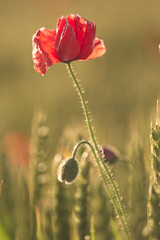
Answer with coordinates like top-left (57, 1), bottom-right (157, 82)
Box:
top-left (100, 146), bottom-right (120, 165)
top-left (57, 158), bottom-right (79, 184)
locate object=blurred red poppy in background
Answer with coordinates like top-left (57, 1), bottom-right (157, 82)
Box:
top-left (3, 132), bottom-right (30, 168)
top-left (32, 14), bottom-right (106, 75)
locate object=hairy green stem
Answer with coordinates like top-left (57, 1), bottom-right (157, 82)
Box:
top-left (72, 140), bottom-right (91, 159)
top-left (73, 140), bottom-right (130, 239)
top-left (67, 62), bottom-right (131, 240)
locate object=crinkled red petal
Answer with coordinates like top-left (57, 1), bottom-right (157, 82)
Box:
top-left (56, 16), bottom-right (67, 36)
top-left (82, 37), bottom-right (106, 61)
top-left (66, 14), bottom-right (75, 27)
top-left (55, 17), bottom-right (80, 62)
top-left (67, 14), bottom-right (97, 60)
top-left (74, 15), bottom-right (96, 60)
top-left (68, 14), bottom-right (87, 46)
top-left (32, 28), bottom-right (59, 75)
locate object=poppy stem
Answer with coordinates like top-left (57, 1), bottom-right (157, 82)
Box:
top-left (72, 140), bottom-right (92, 159)
top-left (67, 62), bottom-right (132, 240)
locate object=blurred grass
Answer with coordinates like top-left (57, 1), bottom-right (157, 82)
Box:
top-left (1, 2), bottom-right (160, 239)
top-left (0, 0), bottom-right (160, 152)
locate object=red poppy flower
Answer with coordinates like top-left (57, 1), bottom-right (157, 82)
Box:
top-left (32, 14), bottom-right (106, 75)
top-left (3, 132), bottom-right (30, 168)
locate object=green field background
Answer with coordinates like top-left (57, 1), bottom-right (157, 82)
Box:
top-left (1, 1), bottom-right (160, 240)
top-left (1, 0), bottom-right (160, 150)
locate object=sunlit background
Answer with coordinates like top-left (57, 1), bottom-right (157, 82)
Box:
top-left (1, 1), bottom-right (160, 240)
top-left (1, 0), bottom-right (160, 151)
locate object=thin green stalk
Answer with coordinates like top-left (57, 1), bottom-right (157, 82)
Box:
top-left (67, 62), bottom-right (131, 240)
top-left (74, 146), bottom-right (91, 239)
top-left (73, 140), bottom-right (127, 239)
top-left (90, 216), bottom-right (95, 240)
top-left (72, 140), bottom-right (91, 159)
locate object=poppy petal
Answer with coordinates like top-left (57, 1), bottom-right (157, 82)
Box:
top-left (55, 17), bottom-right (81, 62)
top-left (69, 14), bottom-right (87, 47)
top-left (32, 28), bottom-right (59, 75)
top-left (66, 14), bottom-right (75, 27)
top-left (56, 16), bottom-right (67, 36)
top-left (75, 16), bottom-right (96, 60)
top-left (83, 37), bottom-right (106, 60)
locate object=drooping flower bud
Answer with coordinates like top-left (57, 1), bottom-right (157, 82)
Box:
top-left (57, 158), bottom-right (79, 184)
